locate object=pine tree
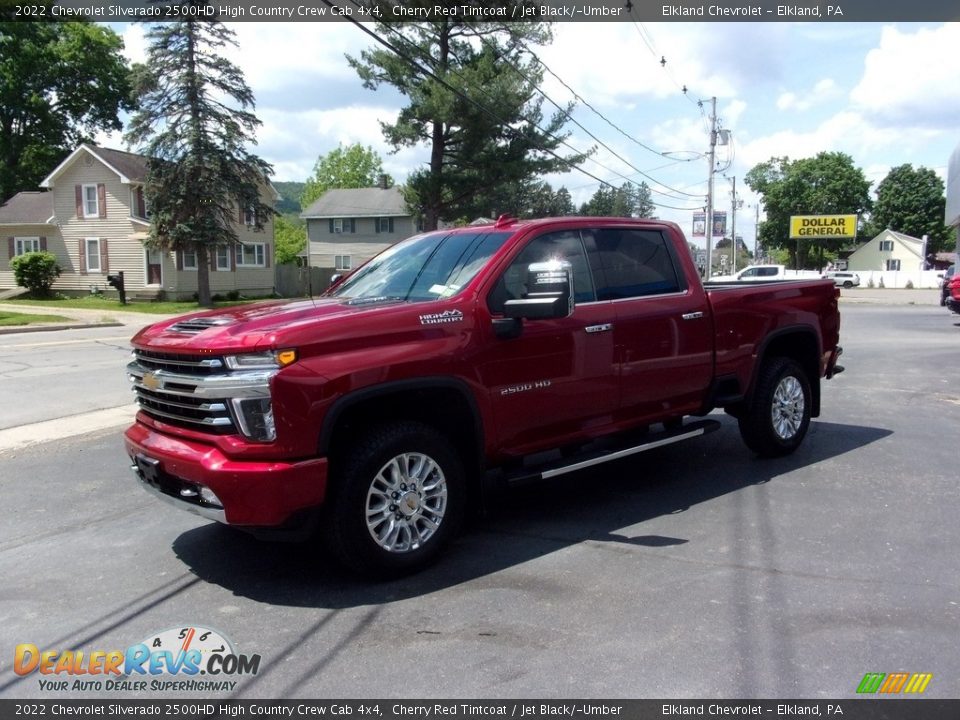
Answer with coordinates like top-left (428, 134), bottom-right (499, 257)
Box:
top-left (349, 17), bottom-right (589, 229)
top-left (125, 19), bottom-right (273, 307)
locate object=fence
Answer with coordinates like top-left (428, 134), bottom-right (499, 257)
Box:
top-left (274, 265), bottom-right (334, 298)
top-left (850, 269), bottom-right (944, 289)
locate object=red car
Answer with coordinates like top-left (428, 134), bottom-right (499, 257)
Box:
top-left (946, 274), bottom-right (960, 314)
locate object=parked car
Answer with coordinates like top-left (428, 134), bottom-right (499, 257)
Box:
top-left (940, 264), bottom-right (956, 306)
top-left (822, 271), bottom-right (861, 289)
top-left (946, 274), bottom-right (960, 314)
top-left (124, 216), bottom-right (843, 577)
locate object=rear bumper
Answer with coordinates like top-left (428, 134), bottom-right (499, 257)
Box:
top-left (124, 422), bottom-right (328, 527)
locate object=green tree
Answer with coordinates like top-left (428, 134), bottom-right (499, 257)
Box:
top-left (865, 164), bottom-right (950, 255)
top-left (0, 21), bottom-right (133, 200)
top-left (300, 143), bottom-right (390, 209)
top-left (349, 16), bottom-right (589, 230)
top-left (745, 152), bottom-right (872, 269)
top-left (274, 215), bottom-right (307, 265)
top-left (125, 20), bottom-right (273, 307)
top-left (579, 182), bottom-right (654, 217)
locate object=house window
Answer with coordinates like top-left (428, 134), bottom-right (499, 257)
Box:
top-left (237, 243), bottom-right (265, 267)
top-left (879, 240), bottom-right (894, 251)
top-left (376, 217), bottom-right (393, 233)
top-left (182, 251), bottom-right (198, 270)
top-left (886, 259), bottom-right (901, 271)
top-left (333, 218), bottom-right (344, 233)
top-left (85, 238), bottom-right (101, 272)
top-left (130, 187), bottom-right (150, 218)
top-left (335, 255), bottom-right (352, 271)
top-left (15, 237), bottom-right (40, 255)
top-left (244, 207), bottom-right (257, 226)
top-left (216, 247), bottom-right (231, 271)
top-left (83, 184), bottom-right (100, 218)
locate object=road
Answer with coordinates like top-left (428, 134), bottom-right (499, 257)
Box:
top-left (0, 302), bottom-right (957, 700)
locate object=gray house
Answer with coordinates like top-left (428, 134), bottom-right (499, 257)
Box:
top-left (301, 183), bottom-right (417, 271)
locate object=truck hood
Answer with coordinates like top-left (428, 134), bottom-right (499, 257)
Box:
top-left (131, 298), bottom-right (403, 353)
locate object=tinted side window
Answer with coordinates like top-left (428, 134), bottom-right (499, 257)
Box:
top-left (741, 268), bottom-right (758, 278)
top-left (759, 267), bottom-right (778, 277)
top-left (588, 229), bottom-right (681, 300)
top-left (487, 230), bottom-right (595, 314)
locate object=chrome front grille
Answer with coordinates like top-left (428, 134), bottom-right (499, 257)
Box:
top-left (135, 349), bottom-right (224, 374)
top-left (129, 351), bottom-right (276, 436)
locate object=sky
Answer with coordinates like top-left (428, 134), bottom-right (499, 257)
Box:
top-left (98, 20), bottom-right (960, 249)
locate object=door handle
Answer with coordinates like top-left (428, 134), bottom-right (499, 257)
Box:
top-left (682, 312), bottom-right (704, 320)
top-left (585, 323), bottom-right (613, 333)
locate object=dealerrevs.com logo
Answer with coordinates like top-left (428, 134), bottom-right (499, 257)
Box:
top-left (14, 625), bottom-right (260, 693)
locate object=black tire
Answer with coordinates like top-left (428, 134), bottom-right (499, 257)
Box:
top-left (738, 357), bottom-right (811, 458)
top-left (323, 421), bottom-right (466, 578)
top-left (842, 281), bottom-right (853, 289)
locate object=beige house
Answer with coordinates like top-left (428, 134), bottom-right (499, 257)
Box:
top-left (845, 229), bottom-right (926, 273)
top-left (0, 144), bottom-right (276, 300)
top-left (302, 183), bottom-right (417, 271)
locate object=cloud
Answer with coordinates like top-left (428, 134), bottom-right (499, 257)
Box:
top-left (850, 24), bottom-right (960, 130)
top-left (776, 78), bottom-right (838, 112)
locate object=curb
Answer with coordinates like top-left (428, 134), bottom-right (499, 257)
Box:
top-left (0, 322), bottom-right (125, 336)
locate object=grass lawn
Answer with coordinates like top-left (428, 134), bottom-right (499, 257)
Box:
top-left (0, 311), bottom-right (73, 327)
top-left (4, 295), bottom-right (267, 315)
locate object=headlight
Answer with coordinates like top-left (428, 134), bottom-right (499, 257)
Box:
top-left (224, 349), bottom-right (297, 370)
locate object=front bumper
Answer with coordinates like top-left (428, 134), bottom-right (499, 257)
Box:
top-left (125, 421), bottom-right (328, 527)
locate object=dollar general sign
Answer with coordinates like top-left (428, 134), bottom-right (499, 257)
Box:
top-left (789, 214), bottom-right (858, 239)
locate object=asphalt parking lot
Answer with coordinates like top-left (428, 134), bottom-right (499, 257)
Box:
top-left (0, 300), bottom-right (957, 700)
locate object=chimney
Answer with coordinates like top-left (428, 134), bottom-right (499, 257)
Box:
top-left (379, 174), bottom-right (389, 190)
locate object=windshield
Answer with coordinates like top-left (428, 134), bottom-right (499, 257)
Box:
top-left (328, 230), bottom-right (512, 302)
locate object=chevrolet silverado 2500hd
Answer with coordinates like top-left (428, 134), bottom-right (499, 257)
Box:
top-left (125, 216), bottom-right (843, 576)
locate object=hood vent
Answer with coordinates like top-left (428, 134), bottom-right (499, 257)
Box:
top-left (169, 316), bottom-right (234, 335)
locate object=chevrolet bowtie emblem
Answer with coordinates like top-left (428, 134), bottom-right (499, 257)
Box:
top-left (142, 372), bottom-right (161, 391)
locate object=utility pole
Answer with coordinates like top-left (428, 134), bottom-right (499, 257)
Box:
top-left (730, 176), bottom-right (737, 274)
top-left (705, 97), bottom-right (717, 279)
top-left (754, 202), bottom-right (761, 263)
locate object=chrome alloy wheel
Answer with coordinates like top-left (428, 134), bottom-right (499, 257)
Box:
top-left (771, 376), bottom-right (805, 440)
top-left (365, 452), bottom-right (448, 553)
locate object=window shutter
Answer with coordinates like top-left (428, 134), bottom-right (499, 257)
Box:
top-left (101, 239), bottom-right (109, 273)
top-left (375, 218), bottom-right (380, 234)
top-left (75, 185), bottom-right (83, 218)
top-left (329, 219), bottom-right (334, 234)
top-left (389, 218), bottom-right (394, 233)
top-left (7, 237), bottom-right (13, 259)
top-left (78, 240), bottom-right (87, 273)
top-left (230, 245), bottom-right (237, 272)
top-left (210, 248), bottom-right (217, 272)
top-left (265, 244), bottom-right (271, 268)
top-left (39, 237), bottom-right (47, 251)
top-left (350, 218), bottom-right (356, 233)
top-left (239, 205), bottom-right (245, 224)
top-left (97, 184), bottom-right (107, 219)
top-left (176, 251), bottom-right (183, 271)
top-left (136, 188), bottom-right (146, 218)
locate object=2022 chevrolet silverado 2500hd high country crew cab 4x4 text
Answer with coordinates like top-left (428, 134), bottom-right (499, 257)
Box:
top-left (125, 216), bottom-right (843, 577)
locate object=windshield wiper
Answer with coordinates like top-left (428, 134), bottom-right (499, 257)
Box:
top-left (343, 295), bottom-right (405, 306)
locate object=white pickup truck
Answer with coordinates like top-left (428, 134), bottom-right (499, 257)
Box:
top-left (708, 264), bottom-right (822, 283)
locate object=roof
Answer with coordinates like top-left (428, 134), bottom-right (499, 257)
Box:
top-left (0, 192), bottom-right (55, 225)
top-left (41, 144), bottom-right (148, 187)
top-left (301, 186), bottom-right (410, 218)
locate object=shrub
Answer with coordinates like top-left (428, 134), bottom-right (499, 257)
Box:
top-left (878, 277), bottom-right (885, 288)
top-left (226, 290), bottom-right (240, 301)
top-left (11, 251), bottom-right (61, 296)
top-left (867, 277), bottom-right (875, 288)
top-left (905, 279), bottom-right (914, 289)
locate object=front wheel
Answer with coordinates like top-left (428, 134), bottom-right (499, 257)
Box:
top-left (323, 422), bottom-right (465, 578)
top-left (738, 357), bottom-right (811, 458)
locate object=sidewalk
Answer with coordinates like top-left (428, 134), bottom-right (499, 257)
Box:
top-left (0, 301), bottom-right (179, 334)
top-left (837, 288), bottom-right (940, 305)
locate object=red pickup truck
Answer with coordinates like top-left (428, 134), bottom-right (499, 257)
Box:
top-left (125, 216), bottom-right (843, 576)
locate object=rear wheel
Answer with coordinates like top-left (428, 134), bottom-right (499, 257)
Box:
top-left (738, 357), bottom-right (811, 458)
top-left (842, 281), bottom-right (853, 288)
top-left (324, 422), bottom-right (465, 578)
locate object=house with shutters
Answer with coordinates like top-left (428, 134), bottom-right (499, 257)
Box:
top-left (845, 229), bottom-right (926, 273)
top-left (0, 144), bottom-right (276, 300)
top-left (301, 181), bottom-right (417, 272)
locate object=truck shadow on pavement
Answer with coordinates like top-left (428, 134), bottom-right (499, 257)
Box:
top-left (172, 417), bottom-right (890, 606)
